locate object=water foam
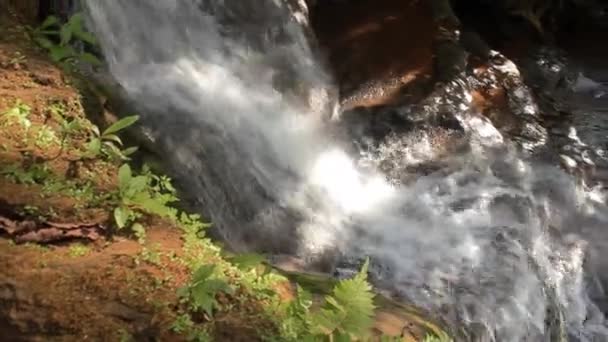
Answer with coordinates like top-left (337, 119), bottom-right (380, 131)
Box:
top-left (84, 1), bottom-right (608, 340)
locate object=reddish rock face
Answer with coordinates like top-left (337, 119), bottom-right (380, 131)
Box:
top-left (311, 0), bottom-right (437, 109)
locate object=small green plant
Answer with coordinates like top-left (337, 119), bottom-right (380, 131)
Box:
top-left (279, 285), bottom-right (315, 341)
top-left (68, 244), bottom-right (90, 258)
top-left (1, 163), bottom-right (52, 185)
top-left (277, 259), bottom-right (376, 341)
top-left (171, 315), bottom-right (213, 342)
top-left (21, 103), bottom-right (84, 159)
top-left (1, 100), bottom-right (31, 129)
top-left (31, 14), bottom-right (101, 66)
top-left (112, 163), bottom-right (177, 232)
top-left (22, 205), bottom-right (40, 215)
top-left (314, 259), bottom-right (376, 339)
top-left (171, 314), bottom-right (197, 334)
top-left (7, 51), bottom-right (27, 68)
top-left (34, 125), bottom-right (60, 148)
top-left (49, 102), bottom-right (85, 136)
top-left (41, 177), bottom-right (104, 206)
top-left (136, 245), bottom-right (163, 266)
top-left (19, 205), bottom-right (45, 221)
top-left (178, 264), bottom-right (233, 317)
top-left (85, 115), bottom-right (139, 161)
top-left (118, 329), bottom-right (133, 342)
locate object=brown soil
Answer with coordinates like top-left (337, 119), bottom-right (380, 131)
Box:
top-left (0, 228), bottom-right (184, 341)
top-left (313, 0), bottom-right (436, 109)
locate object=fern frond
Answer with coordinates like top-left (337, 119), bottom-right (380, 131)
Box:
top-left (314, 258), bottom-right (376, 338)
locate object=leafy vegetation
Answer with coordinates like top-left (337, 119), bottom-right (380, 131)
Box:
top-left (85, 115), bottom-right (139, 161)
top-left (30, 13), bottom-right (101, 66)
top-left (112, 163), bottom-right (177, 232)
top-left (314, 259), bottom-right (376, 339)
top-left (178, 264), bottom-right (233, 317)
top-left (1, 100), bottom-right (32, 130)
top-left (273, 260), bottom-right (376, 342)
top-left (68, 243), bottom-right (90, 258)
top-left (1, 162), bottom-right (52, 185)
top-left (6, 51), bottom-right (26, 68)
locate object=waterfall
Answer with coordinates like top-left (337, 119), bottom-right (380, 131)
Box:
top-left (83, 1), bottom-right (608, 340)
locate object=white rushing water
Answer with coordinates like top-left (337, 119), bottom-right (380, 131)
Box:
top-left (84, 1), bottom-right (608, 340)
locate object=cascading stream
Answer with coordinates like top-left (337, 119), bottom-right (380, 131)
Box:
top-left (83, 1), bottom-right (608, 340)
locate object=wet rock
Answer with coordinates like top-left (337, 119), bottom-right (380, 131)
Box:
top-left (467, 52), bottom-right (550, 151)
top-left (559, 154), bottom-right (578, 169)
top-left (490, 194), bottom-right (534, 224)
top-left (429, 0), bottom-right (460, 27)
top-left (460, 30), bottom-right (492, 61)
top-left (336, 90), bottom-right (467, 186)
top-left (434, 28), bottom-right (469, 83)
top-left (519, 47), bottom-right (578, 113)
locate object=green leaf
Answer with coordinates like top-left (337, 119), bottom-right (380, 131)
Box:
top-left (176, 286), bottom-right (190, 300)
top-left (40, 16), bottom-right (60, 30)
top-left (66, 120), bottom-right (82, 132)
top-left (121, 146), bottom-right (139, 157)
top-left (78, 52), bottom-right (102, 66)
top-left (192, 264), bottom-right (215, 284)
top-left (74, 31), bottom-right (98, 45)
top-left (185, 265), bottom-right (233, 316)
top-left (34, 36), bottom-right (55, 49)
top-left (191, 278), bottom-right (232, 316)
top-left (313, 258), bottom-right (375, 337)
top-left (132, 223), bottom-right (146, 244)
top-left (141, 197), bottom-right (169, 215)
top-left (49, 45), bottom-right (75, 62)
top-left (102, 115), bottom-right (139, 136)
top-left (114, 206), bottom-right (131, 229)
top-left (102, 141), bottom-right (127, 160)
top-left (191, 284), bottom-right (216, 315)
top-left (118, 164), bottom-right (132, 191)
top-left (90, 124), bottom-right (101, 137)
top-left (228, 253), bottom-right (266, 270)
top-left (332, 332), bottom-right (352, 342)
top-left (67, 13), bottom-right (85, 30)
top-left (125, 175), bottom-right (148, 198)
top-left (85, 138), bottom-right (102, 156)
top-left (60, 24), bottom-right (73, 45)
top-left (102, 134), bottom-right (123, 146)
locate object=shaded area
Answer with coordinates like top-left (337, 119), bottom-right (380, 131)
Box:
top-left (312, 0), bottom-right (436, 109)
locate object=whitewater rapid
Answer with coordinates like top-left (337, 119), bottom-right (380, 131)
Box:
top-left (84, 1), bottom-right (608, 340)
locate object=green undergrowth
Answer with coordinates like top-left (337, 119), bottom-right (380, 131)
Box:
top-left (30, 13), bottom-right (102, 68)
